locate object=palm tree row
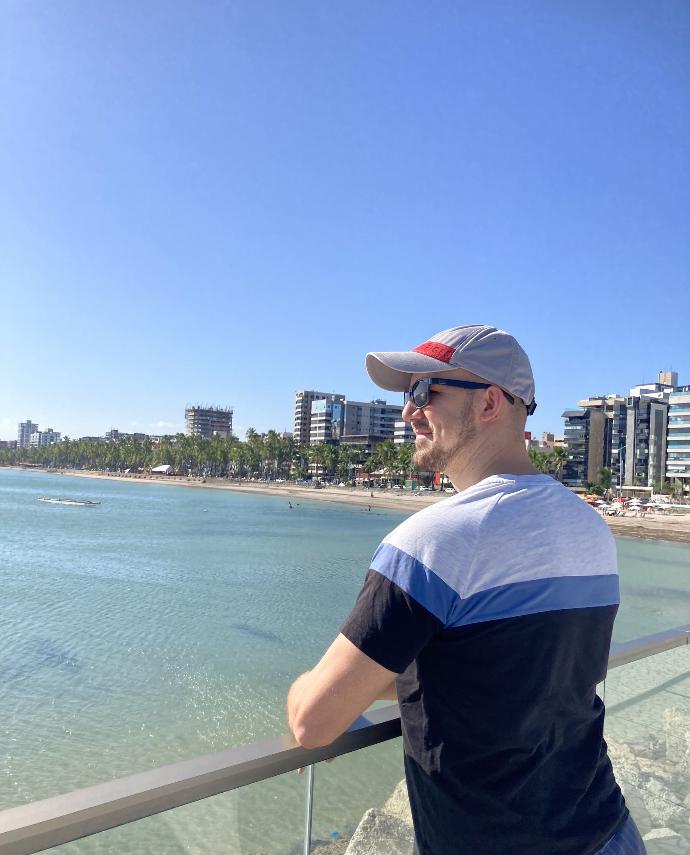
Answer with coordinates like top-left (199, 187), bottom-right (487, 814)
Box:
top-left (0, 431), bottom-right (427, 483)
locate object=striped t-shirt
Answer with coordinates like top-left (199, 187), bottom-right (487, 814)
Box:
top-left (341, 474), bottom-right (627, 855)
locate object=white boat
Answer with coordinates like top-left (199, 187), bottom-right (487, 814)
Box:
top-left (37, 497), bottom-right (101, 507)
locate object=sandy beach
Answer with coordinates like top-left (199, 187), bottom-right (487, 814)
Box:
top-left (27, 468), bottom-right (690, 544)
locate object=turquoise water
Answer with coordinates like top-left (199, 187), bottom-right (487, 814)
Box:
top-left (1, 469), bottom-right (689, 853)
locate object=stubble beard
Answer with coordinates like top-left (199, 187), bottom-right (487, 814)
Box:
top-left (412, 399), bottom-right (478, 474)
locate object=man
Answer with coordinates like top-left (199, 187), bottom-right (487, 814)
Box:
top-left (287, 325), bottom-right (644, 854)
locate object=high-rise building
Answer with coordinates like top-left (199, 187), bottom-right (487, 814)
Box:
top-left (184, 406), bottom-right (233, 439)
top-left (17, 420), bottom-right (38, 449)
top-left (666, 386), bottom-right (690, 491)
top-left (561, 408), bottom-right (601, 488)
top-left (624, 396), bottom-right (669, 488)
top-left (293, 391), bottom-right (340, 446)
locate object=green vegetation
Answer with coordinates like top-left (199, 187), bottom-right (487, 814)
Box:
top-left (527, 446), bottom-right (567, 480)
top-left (0, 430), bottom-right (427, 484)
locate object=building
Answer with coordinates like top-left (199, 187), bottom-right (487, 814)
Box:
top-left (540, 432), bottom-right (566, 449)
top-left (309, 396), bottom-right (346, 444)
top-left (394, 419), bottom-right (415, 445)
top-left (29, 428), bottom-right (61, 448)
top-left (105, 429), bottom-right (149, 443)
top-left (18, 420), bottom-right (38, 449)
top-left (624, 395), bottom-right (669, 488)
top-left (293, 391), bottom-right (340, 445)
top-left (562, 409), bottom-right (600, 488)
top-left (622, 372), bottom-right (675, 488)
top-left (343, 399), bottom-right (404, 440)
top-left (184, 406), bottom-right (233, 439)
top-left (562, 372), bottom-right (677, 490)
top-left (665, 386), bottom-right (690, 491)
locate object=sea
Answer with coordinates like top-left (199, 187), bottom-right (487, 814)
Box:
top-left (1, 469), bottom-right (689, 854)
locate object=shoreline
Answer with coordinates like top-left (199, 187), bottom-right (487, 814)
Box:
top-left (7, 466), bottom-right (690, 543)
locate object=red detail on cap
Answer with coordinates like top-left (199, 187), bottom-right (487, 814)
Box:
top-left (412, 341), bottom-right (455, 363)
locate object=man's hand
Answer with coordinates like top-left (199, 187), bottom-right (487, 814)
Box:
top-left (287, 633), bottom-right (398, 749)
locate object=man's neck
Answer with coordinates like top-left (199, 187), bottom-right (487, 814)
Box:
top-left (446, 451), bottom-right (539, 494)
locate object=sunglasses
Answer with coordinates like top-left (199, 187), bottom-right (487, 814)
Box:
top-left (404, 377), bottom-right (517, 409)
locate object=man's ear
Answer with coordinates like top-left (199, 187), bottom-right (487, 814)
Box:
top-left (477, 386), bottom-right (504, 424)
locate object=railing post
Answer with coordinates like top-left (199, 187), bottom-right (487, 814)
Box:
top-left (303, 764), bottom-right (315, 855)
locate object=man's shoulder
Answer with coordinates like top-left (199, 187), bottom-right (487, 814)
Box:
top-left (386, 483), bottom-right (502, 545)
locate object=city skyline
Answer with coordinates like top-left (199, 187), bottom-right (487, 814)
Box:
top-left (2, 3), bottom-right (689, 442)
top-left (6, 364), bottom-right (686, 445)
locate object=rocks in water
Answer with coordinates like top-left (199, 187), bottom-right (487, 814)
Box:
top-left (344, 807), bottom-right (414, 855)
top-left (607, 705), bottom-right (689, 851)
top-left (342, 779), bottom-right (413, 854)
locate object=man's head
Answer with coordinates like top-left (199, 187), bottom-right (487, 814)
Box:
top-left (365, 325), bottom-right (537, 484)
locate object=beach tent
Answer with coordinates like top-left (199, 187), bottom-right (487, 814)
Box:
top-left (151, 464), bottom-right (172, 474)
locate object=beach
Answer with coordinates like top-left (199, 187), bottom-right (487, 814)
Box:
top-left (30, 467), bottom-right (690, 544)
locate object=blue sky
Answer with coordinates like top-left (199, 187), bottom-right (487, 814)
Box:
top-left (2, 1), bottom-right (688, 441)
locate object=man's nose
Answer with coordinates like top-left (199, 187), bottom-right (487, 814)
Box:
top-left (402, 398), bottom-right (420, 421)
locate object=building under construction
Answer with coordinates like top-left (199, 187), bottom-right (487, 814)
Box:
top-left (184, 405), bottom-right (233, 439)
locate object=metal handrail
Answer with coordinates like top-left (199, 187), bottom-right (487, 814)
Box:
top-left (0, 625), bottom-right (688, 855)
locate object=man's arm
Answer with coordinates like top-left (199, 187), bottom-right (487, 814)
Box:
top-left (287, 633), bottom-right (398, 749)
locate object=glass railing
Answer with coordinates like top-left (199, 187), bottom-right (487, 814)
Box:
top-left (602, 641), bottom-right (689, 854)
top-left (0, 628), bottom-right (686, 855)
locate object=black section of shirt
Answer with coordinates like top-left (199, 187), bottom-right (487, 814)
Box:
top-left (341, 571), bottom-right (627, 855)
top-left (341, 568), bottom-right (443, 673)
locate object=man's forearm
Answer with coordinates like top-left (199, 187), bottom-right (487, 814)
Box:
top-left (286, 670), bottom-right (311, 734)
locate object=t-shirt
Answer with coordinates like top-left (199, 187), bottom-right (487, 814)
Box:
top-left (341, 474), bottom-right (627, 855)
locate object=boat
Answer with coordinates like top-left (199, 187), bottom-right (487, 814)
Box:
top-left (37, 497), bottom-right (101, 507)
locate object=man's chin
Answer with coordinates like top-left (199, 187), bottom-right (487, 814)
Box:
top-left (413, 447), bottom-right (446, 472)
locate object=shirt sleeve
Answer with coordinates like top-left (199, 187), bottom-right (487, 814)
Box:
top-left (340, 569), bottom-right (444, 674)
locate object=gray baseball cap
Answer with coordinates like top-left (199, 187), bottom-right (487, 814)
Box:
top-left (366, 324), bottom-right (537, 414)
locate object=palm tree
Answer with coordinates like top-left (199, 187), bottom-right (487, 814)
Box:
top-left (550, 446), bottom-right (567, 481)
top-left (528, 448), bottom-right (550, 473)
top-left (598, 467), bottom-right (613, 495)
top-left (397, 442), bottom-right (415, 486)
top-left (372, 439), bottom-right (399, 486)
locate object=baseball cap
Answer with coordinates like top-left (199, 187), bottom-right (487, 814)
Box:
top-left (365, 324), bottom-right (537, 415)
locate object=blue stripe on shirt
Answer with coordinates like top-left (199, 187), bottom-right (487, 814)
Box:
top-left (447, 573), bottom-right (620, 627)
top-left (371, 542), bottom-right (620, 628)
top-left (370, 542), bottom-right (456, 625)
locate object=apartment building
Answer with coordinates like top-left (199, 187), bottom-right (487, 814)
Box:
top-left (17, 420), bottom-right (38, 449)
top-left (293, 391), bottom-right (341, 446)
top-left (343, 399), bottom-right (404, 439)
top-left (562, 409), bottom-right (599, 488)
top-left (666, 386), bottom-right (690, 491)
top-left (624, 396), bottom-right (669, 487)
top-left (29, 428), bottom-right (61, 448)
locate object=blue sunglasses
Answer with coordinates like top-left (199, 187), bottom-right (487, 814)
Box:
top-left (405, 377), bottom-right (534, 412)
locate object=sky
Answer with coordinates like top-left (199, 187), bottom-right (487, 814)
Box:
top-left (1, 1), bottom-right (689, 441)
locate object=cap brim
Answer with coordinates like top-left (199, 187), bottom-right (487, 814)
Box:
top-left (365, 351), bottom-right (457, 391)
